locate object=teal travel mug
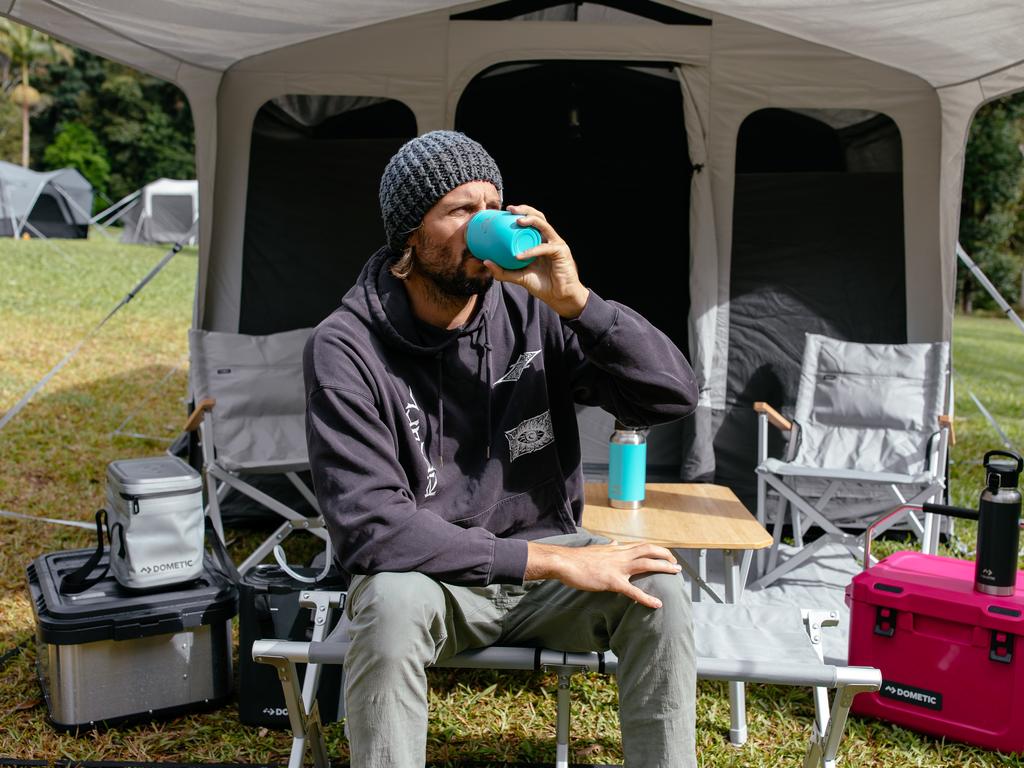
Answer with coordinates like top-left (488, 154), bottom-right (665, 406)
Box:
top-left (466, 210), bottom-right (541, 270)
top-left (608, 424), bottom-right (647, 509)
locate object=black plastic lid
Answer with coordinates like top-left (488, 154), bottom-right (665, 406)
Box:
top-left (984, 450), bottom-right (1022, 489)
top-left (28, 548), bottom-right (238, 645)
top-left (239, 563), bottom-right (348, 595)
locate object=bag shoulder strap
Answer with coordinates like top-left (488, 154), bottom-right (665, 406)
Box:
top-left (60, 509), bottom-right (110, 594)
top-left (205, 518), bottom-right (241, 584)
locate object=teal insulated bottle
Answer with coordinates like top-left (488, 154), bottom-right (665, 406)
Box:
top-left (608, 424), bottom-right (646, 509)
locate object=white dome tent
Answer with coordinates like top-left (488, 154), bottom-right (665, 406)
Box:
top-left (5, 0), bottom-right (1021, 498)
top-left (0, 160), bottom-right (93, 239)
top-left (96, 178), bottom-right (199, 245)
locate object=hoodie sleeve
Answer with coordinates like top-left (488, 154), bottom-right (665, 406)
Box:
top-left (562, 290), bottom-right (698, 426)
top-left (306, 384), bottom-right (529, 585)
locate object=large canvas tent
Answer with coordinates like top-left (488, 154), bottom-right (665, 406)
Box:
top-left (7, 1), bottom-right (1022, 502)
top-left (0, 161), bottom-right (92, 239)
top-left (118, 178), bottom-right (199, 245)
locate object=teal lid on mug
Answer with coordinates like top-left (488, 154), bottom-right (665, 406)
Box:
top-left (466, 210), bottom-right (540, 270)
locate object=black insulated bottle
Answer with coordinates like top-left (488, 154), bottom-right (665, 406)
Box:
top-left (974, 450), bottom-right (1022, 596)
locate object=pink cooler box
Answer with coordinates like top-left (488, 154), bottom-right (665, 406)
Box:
top-left (846, 551), bottom-right (1024, 754)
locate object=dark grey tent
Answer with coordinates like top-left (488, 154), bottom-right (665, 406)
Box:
top-left (0, 161), bottom-right (93, 239)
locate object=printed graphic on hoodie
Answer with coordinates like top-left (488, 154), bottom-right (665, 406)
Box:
top-left (495, 350), bottom-right (540, 385)
top-left (403, 387), bottom-right (438, 497)
top-left (506, 410), bottom-right (554, 461)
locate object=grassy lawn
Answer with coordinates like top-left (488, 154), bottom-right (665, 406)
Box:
top-left (1, 233), bottom-right (1022, 766)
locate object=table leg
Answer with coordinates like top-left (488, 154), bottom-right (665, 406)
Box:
top-left (694, 549), bottom-right (708, 603)
top-left (688, 551), bottom-right (699, 603)
top-left (723, 549), bottom-right (748, 747)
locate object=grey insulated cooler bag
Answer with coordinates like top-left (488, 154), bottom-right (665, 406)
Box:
top-left (106, 456), bottom-right (205, 589)
top-left (62, 456), bottom-right (206, 593)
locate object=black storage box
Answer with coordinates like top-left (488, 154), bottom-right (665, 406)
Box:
top-left (28, 548), bottom-right (237, 729)
top-left (238, 564), bottom-right (345, 728)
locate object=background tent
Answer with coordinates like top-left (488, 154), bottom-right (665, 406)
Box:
top-left (118, 178), bottom-right (198, 245)
top-left (8, 0), bottom-right (1023, 507)
top-left (0, 161), bottom-right (92, 239)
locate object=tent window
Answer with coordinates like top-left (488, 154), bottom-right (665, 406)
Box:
top-left (718, 108), bottom-right (907, 498)
top-left (452, 0), bottom-right (710, 25)
top-left (240, 96), bottom-right (417, 334)
top-left (456, 60), bottom-right (692, 480)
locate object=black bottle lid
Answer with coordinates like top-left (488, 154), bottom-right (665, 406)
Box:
top-left (984, 450), bottom-right (1022, 490)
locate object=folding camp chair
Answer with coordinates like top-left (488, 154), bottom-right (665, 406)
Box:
top-left (253, 592), bottom-right (880, 768)
top-left (751, 333), bottom-right (951, 589)
top-left (186, 327), bottom-right (330, 575)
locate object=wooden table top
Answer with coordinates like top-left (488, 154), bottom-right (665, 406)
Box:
top-left (582, 482), bottom-right (772, 551)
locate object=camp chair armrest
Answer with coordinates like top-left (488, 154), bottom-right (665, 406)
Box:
top-left (754, 401), bottom-right (792, 432)
top-left (184, 397), bottom-right (216, 432)
top-left (938, 414), bottom-right (955, 445)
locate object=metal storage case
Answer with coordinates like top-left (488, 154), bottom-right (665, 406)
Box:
top-left (28, 548), bottom-right (237, 729)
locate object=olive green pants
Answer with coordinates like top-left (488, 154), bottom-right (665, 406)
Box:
top-left (336, 532), bottom-right (697, 767)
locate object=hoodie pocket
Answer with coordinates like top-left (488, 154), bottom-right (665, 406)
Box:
top-left (451, 478), bottom-right (576, 539)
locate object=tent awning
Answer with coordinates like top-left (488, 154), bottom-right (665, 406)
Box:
top-left (5, 1), bottom-right (1024, 90)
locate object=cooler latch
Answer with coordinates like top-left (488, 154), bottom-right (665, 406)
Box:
top-left (990, 631), bottom-right (1014, 664)
top-left (874, 606), bottom-right (897, 637)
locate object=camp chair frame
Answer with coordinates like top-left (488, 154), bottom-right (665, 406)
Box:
top-left (185, 397), bottom-right (329, 574)
top-left (186, 327), bottom-right (329, 575)
top-left (253, 592), bottom-right (881, 768)
top-left (750, 335), bottom-right (952, 589)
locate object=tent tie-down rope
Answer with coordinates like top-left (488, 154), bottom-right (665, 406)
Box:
top-left (957, 242), bottom-right (1024, 336)
top-left (109, 357), bottom-right (187, 443)
top-left (0, 220), bottom-right (197, 433)
top-left (0, 508), bottom-right (93, 530)
top-left (954, 242), bottom-right (1022, 455)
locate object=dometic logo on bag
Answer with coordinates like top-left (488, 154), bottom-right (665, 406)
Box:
top-left (880, 680), bottom-right (943, 710)
top-left (139, 559), bottom-right (196, 574)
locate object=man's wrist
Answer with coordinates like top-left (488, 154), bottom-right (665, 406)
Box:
top-left (553, 286), bottom-right (590, 320)
top-left (525, 541), bottom-right (564, 580)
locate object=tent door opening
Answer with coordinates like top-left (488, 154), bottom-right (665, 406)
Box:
top-left (240, 96), bottom-right (418, 335)
top-left (455, 60), bottom-right (693, 480)
top-left (718, 108), bottom-right (907, 505)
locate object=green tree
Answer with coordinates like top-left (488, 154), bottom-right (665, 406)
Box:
top-left (43, 122), bottom-right (110, 204)
top-left (0, 96), bottom-right (22, 162)
top-left (958, 93), bottom-right (1024, 312)
top-left (97, 67), bottom-right (194, 201)
top-left (30, 50), bottom-right (194, 204)
top-left (0, 19), bottom-right (73, 167)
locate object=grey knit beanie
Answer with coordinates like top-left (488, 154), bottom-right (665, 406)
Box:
top-left (379, 130), bottom-right (503, 252)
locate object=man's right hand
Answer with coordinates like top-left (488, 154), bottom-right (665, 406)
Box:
top-left (524, 540), bottom-right (682, 609)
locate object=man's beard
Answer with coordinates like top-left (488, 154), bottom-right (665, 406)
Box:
top-left (412, 241), bottom-right (492, 301)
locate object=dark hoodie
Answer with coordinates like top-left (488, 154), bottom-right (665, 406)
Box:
top-left (304, 247), bottom-right (698, 586)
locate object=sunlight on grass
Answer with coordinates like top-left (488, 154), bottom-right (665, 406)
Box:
top-left (0, 233), bottom-right (1022, 766)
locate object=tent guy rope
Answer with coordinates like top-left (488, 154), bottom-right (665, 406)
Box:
top-left (0, 221), bottom-right (197, 433)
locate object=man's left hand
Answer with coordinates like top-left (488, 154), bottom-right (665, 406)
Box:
top-left (481, 204), bottom-right (590, 319)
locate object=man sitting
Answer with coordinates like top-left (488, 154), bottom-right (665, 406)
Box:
top-left (304, 130), bottom-right (699, 767)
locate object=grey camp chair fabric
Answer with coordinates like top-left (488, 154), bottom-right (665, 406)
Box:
top-left (189, 328), bottom-right (311, 472)
top-left (778, 334), bottom-right (947, 481)
top-left (753, 334), bottom-right (951, 588)
top-left (694, 603), bottom-right (824, 668)
top-left (188, 327), bottom-right (328, 575)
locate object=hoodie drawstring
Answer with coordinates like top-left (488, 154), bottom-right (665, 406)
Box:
top-left (436, 352), bottom-right (444, 468)
top-left (482, 315), bottom-right (493, 461)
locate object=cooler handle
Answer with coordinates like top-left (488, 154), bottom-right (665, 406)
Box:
top-left (863, 503), bottom-right (978, 570)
